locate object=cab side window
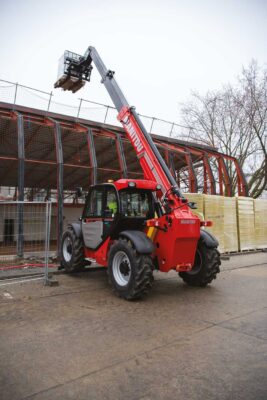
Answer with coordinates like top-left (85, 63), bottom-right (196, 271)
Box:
top-left (105, 187), bottom-right (118, 217)
top-left (84, 188), bottom-right (103, 218)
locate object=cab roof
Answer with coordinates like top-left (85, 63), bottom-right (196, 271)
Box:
top-left (113, 179), bottom-right (159, 191)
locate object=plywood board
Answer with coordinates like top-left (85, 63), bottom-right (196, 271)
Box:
top-left (224, 197), bottom-right (238, 252)
top-left (204, 194), bottom-right (225, 253)
top-left (236, 197), bottom-right (255, 251)
top-left (254, 199), bottom-right (267, 249)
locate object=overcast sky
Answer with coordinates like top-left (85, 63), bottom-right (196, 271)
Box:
top-left (1, 0), bottom-right (266, 126)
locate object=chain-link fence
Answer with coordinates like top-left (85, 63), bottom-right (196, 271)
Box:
top-left (0, 201), bottom-right (52, 284)
top-left (0, 79), bottom-right (198, 142)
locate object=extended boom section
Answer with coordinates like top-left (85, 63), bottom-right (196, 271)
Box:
top-left (55, 47), bottom-right (181, 198)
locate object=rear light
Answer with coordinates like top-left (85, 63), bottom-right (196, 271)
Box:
top-left (146, 219), bottom-right (159, 227)
top-left (200, 220), bottom-right (213, 227)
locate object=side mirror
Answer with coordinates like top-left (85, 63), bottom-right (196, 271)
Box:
top-left (76, 187), bottom-right (83, 198)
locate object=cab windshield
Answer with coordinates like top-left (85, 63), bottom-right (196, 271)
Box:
top-left (119, 189), bottom-right (153, 218)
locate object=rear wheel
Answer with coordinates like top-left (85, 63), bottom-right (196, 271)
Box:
top-left (61, 227), bottom-right (85, 273)
top-left (179, 239), bottom-right (221, 286)
top-left (108, 238), bottom-right (153, 300)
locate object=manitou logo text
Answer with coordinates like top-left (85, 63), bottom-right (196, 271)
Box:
top-left (122, 117), bottom-right (144, 153)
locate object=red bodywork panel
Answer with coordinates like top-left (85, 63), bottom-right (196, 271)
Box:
top-left (146, 207), bottom-right (200, 272)
top-left (84, 237), bottom-right (110, 267)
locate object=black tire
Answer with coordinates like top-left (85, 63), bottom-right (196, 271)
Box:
top-left (61, 227), bottom-right (85, 273)
top-left (108, 238), bottom-right (153, 300)
top-left (179, 239), bottom-right (221, 287)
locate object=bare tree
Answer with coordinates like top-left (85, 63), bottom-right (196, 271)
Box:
top-left (181, 61), bottom-right (267, 198)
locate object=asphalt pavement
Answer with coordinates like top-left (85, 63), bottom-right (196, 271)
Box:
top-left (0, 252), bottom-right (266, 400)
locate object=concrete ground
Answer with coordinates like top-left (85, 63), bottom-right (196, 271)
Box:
top-left (0, 252), bottom-right (266, 400)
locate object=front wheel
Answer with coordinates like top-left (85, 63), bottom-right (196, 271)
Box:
top-left (179, 240), bottom-right (221, 286)
top-left (108, 238), bottom-right (153, 300)
top-left (61, 227), bottom-right (85, 273)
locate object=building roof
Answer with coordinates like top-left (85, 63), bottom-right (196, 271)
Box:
top-left (0, 102), bottom-right (248, 196)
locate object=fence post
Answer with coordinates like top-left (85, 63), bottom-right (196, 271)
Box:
top-left (47, 91), bottom-right (53, 112)
top-left (77, 98), bottom-right (83, 120)
top-left (13, 83), bottom-right (18, 107)
top-left (104, 106), bottom-right (110, 123)
top-left (17, 113), bottom-right (25, 257)
top-left (48, 118), bottom-right (64, 255)
top-left (170, 122), bottom-right (175, 137)
top-left (44, 201), bottom-right (52, 285)
top-left (149, 117), bottom-right (155, 133)
top-left (55, 122), bottom-right (64, 255)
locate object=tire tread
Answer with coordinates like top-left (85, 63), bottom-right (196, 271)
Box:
top-left (179, 240), bottom-right (221, 287)
top-left (61, 227), bottom-right (84, 273)
top-left (108, 238), bottom-right (153, 300)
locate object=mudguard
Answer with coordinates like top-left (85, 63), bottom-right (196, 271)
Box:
top-left (200, 229), bottom-right (219, 248)
top-left (68, 222), bottom-right (82, 238)
top-left (120, 230), bottom-right (154, 254)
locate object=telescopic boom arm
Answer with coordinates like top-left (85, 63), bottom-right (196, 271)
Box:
top-left (54, 46), bottom-right (183, 205)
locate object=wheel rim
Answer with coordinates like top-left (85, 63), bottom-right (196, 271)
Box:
top-left (63, 236), bottom-right (73, 262)
top-left (112, 251), bottom-right (131, 287)
top-left (188, 249), bottom-right (202, 275)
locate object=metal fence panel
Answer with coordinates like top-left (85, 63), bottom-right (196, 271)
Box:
top-left (0, 201), bottom-right (52, 284)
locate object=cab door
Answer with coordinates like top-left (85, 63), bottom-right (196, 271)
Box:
top-left (82, 185), bottom-right (118, 250)
top-left (82, 187), bottom-right (104, 249)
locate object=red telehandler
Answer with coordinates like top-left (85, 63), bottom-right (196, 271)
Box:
top-left (54, 47), bottom-right (220, 300)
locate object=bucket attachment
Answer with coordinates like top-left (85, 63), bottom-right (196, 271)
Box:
top-left (54, 50), bottom-right (92, 93)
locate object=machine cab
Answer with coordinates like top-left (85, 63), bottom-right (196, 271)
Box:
top-left (81, 180), bottom-right (158, 250)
